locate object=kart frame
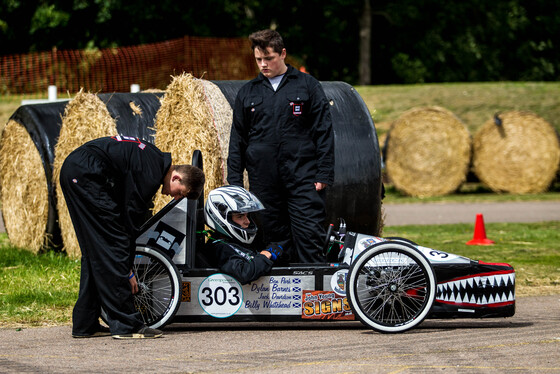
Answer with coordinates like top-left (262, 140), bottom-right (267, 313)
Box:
top-left (128, 150), bottom-right (515, 333)
top-left (131, 192), bottom-right (515, 334)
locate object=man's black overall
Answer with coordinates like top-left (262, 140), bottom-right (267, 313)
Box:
top-left (59, 136), bottom-right (171, 336)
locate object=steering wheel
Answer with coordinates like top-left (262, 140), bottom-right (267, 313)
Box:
top-left (322, 224), bottom-right (334, 256)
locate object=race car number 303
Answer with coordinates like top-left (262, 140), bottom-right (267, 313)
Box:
top-left (198, 274), bottom-right (243, 318)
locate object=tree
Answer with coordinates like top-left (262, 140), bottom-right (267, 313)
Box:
top-left (1, 0), bottom-right (559, 83)
top-left (359, 0), bottom-right (372, 85)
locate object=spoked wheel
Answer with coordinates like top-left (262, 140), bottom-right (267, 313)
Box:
top-left (132, 246), bottom-right (182, 329)
top-left (347, 241), bottom-right (436, 333)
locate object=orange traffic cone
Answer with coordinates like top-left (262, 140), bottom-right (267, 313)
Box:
top-left (466, 213), bottom-right (495, 245)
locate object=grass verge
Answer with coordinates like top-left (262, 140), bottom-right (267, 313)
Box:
top-left (1, 221), bottom-right (558, 328)
top-left (382, 183), bottom-right (560, 204)
top-left (0, 234), bottom-right (79, 328)
top-left (383, 221), bottom-right (560, 297)
top-left (355, 81), bottom-right (560, 135)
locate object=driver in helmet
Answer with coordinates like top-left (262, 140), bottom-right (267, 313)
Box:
top-left (204, 185), bottom-right (283, 284)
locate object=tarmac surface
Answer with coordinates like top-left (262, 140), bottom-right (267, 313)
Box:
top-left (0, 295), bottom-right (558, 373)
top-left (382, 200), bottom-right (560, 226)
top-left (1, 200), bottom-right (559, 373)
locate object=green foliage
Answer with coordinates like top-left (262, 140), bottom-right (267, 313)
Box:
top-left (1, 0), bottom-right (558, 84)
top-left (391, 53), bottom-right (428, 83)
top-left (29, 3), bottom-right (69, 35)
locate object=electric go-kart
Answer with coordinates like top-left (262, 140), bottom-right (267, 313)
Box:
top-left (130, 156), bottom-right (515, 334)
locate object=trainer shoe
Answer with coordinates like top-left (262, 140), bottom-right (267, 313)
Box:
top-left (112, 326), bottom-right (163, 339)
top-left (72, 325), bottom-right (111, 338)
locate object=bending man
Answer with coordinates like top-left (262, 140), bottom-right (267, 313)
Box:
top-left (60, 135), bottom-right (205, 339)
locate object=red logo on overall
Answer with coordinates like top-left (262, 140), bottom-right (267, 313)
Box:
top-left (292, 102), bottom-right (303, 116)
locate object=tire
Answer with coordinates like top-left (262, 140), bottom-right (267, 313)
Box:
top-left (385, 236), bottom-right (418, 246)
top-left (347, 241), bottom-right (436, 333)
top-left (132, 246), bottom-right (182, 329)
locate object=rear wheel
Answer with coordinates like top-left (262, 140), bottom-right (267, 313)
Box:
top-left (347, 241), bottom-right (436, 333)
top-left (132, 246), bottom-right (181, 329)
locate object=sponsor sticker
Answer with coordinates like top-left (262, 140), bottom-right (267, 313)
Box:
top-left (330, 269), bottom-right (348, 296)
top-left (301, 290), bottom-right (354, 320)
top-left (198, 274), bottom-right (243, 318)
top-left (181, 282), bottom-right (191, 302)
top-left (358, 236), bottom-right (384, 250)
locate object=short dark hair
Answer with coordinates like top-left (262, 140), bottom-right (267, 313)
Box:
top-left (248, 29), bottom-right (285, 55)
top-left (174, 165), bottom-right (205, 200)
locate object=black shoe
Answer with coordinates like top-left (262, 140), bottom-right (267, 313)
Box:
top-left (72, 325), bottom-right (111, 338)
top-left (112, 326), bottom-right (163, 339)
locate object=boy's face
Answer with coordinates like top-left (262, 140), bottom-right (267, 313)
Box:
top-left (231, 213), bottom-right (250, 228)
top-left (162, 170), bottom-right (189, 200)
top-left (254, 46), bottom-right (287, 78)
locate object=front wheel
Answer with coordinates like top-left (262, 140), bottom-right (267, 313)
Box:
top-left (347, 241), bottom-right (436, 333)
top-left (132, 246), bottom-right (182, 329)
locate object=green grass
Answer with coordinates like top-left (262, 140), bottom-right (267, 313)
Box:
top-left (0, 234), bottom-right (80, 328)
top-left (1, 221), bottom-right (559, 328)
top-left (355, 81), bottom-right (560, 135)
top-left (382, 183), bottom-right (560, 204)
top-left (383, 221), bottom-right (560, 297)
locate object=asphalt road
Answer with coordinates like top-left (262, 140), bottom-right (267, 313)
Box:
top-left (0, 295), bottom-right (558, 373)
top-left (382, 200), bottom-right (560, 226)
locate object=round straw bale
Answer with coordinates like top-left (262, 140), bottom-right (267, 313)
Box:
top-left (152, 74), bottom-right (225, 212)
top-left (200, 79), bottom-right (233, 182)
top-left (0, 121), bottom-right (50, 252)
top-left (472, 110), bottom-right (560, 194)
top-left (385, 106), bottom-right (472, 197)
top-left (53, 89), bottom-right (118, 258)
top-left (0, 101), bottom-right (67, 252)
top-left (200, 80), bottom-right (252, 189)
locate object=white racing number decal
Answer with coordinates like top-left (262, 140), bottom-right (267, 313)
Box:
top-left (198, 274), bottom-right (243, 318)
top-left (416, 245), bottom-right (460, 262)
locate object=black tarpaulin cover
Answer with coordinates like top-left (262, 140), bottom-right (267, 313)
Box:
top-left (98, 92), bottom-right (164, 143)
top-left (9, 101), bottom-right (68, 247)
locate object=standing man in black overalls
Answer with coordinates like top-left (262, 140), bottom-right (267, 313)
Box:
top-left (60, 135), bottom-right (205, 339)
top-left (228, 29), bottom-right (335, 264)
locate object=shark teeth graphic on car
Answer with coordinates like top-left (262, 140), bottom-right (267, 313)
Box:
top-left (436, 271), bottom-right (515, 306)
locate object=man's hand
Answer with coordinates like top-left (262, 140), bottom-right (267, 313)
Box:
top-left (129, 272), bottom-right (139, 294)
top-left (315, 182), bottom-right (328, 191)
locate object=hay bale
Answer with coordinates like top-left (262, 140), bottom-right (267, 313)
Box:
top-left (472, 110), bottom-right (560, 194)
top-left (0, 102), bottom-right (67, 252)
top-left (200, 80), bottom-right (233, 182)
top-left (152, 74), bottom-right (226, 212)
top-left (0, 121), bottom-right (50, 252)
top-left (385, 106), bottom-right (471, 197)
top-left (53, 89), bottom-right (118, 258)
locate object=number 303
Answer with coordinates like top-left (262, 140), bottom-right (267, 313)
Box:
top-left (201, 286), bottom-right (241, 306)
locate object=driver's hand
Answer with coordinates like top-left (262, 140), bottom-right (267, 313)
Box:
top-left (129, 273), bottom-right (139, 294)
top-left (265, 243), bottom-right (284, 261)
